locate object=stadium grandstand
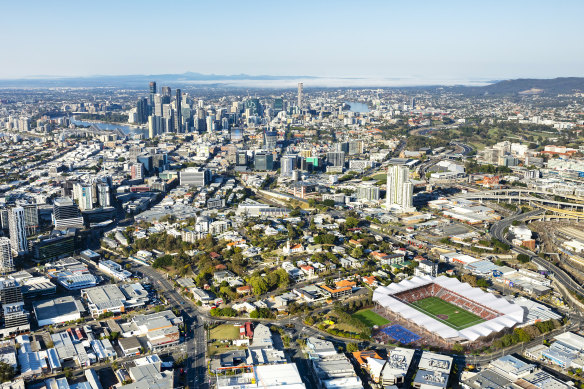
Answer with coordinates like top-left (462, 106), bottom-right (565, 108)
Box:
top-left (372, 275), bottom-right (525, 344)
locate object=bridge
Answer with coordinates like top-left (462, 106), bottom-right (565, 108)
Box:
top-left (454, 188), bottom-right (584, 220)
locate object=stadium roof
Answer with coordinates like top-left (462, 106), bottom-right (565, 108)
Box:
top-left (373, 275), bottom-right (525, 341)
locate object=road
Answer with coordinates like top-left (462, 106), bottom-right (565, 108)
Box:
top-left (490, 210), bottom-right (584, 297)
top-left (450, 141), bottom-right (474, 156)
top-left (138, 265), bottom-right (209, 389)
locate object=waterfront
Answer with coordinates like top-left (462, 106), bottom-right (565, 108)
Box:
top-left (69, 117), bottom-right (143, 135)
top-left (345, 101), bottom-right (370, 113)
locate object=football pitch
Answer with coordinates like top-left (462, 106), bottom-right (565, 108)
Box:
top-left (410, 297), bottom-right (485, 330)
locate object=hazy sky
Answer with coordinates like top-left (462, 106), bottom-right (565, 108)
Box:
top-left (2, 0), bottom-right (583, 82)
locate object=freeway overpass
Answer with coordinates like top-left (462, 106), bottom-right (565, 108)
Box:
top-left (456, 188), bottom-right (584, 220)
top-left (490, 210), bottom-right (584, 298)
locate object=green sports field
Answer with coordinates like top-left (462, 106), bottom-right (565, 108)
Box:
top-left (352, 309), bottom-right (390, 327)
top-left (410, 297), bottom-right (485, 330)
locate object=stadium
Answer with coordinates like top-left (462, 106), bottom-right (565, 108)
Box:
top-left (372, 275), bottom-right (526, 345)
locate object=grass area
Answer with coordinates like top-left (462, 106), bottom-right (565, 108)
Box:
top-left (352, 309), bottom-right (390, 327)
top-left (209, 324), bottom-right (241, 340)
top-left (369, 173), bottom-right (386, 181)
top-left (208, 342), bottom-right (246, 357)
top-left (410, 297), bottom-right (485, 330)
top-left (326, 312), bottom-right (362, 333)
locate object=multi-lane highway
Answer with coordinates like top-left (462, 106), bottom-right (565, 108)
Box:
top-left (490, 210), bottom-right (584, 297)
top-left (448, 141), bottom-right (474, 156)
top-left (138, 265), bottom-right (209, 389)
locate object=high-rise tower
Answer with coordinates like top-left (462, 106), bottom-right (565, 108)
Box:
top-left (174, 89), bottom-right (182, 133)
top-left (136, 97), bottom-right (149, 124)
top-left (8, 207), bottom-right (27, 256)
top-left (297, 82), bottom-right (303, 108)
top-left (386, 165), bottom-right (415, 213)
top-left (149, 81), bottom-right (157, 106)
top-left (53, 197), bottom-right (84, 230)
top-left (0, 238), bottom-right (14, 274)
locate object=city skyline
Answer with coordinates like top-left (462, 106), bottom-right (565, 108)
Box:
top-left (1, 0), bottom-right (583, 83)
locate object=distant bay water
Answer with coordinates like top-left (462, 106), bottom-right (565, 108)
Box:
top-left (345, 101), bottom-right (370, 113)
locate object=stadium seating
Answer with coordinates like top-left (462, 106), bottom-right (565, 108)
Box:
top-left (394, 283), bottom-right (498, 320)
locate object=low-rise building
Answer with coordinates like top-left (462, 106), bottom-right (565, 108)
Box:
top-left (33, 296), bottom-right (85, 327)
top-left (98, 260), bottom-right (132, 281)
top-left (82, 284), bottom-right (148, 317)
top-left (413, 351), bottom-right (453, 389)
top-left (369, 347), bottom-right (415, 386)
top-left (118, 337), bottom-right (142, 357)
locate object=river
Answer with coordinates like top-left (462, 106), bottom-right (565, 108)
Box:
top-left (345, 101), bottom-right (370, 113)
top-left (68, 117), bottom-right (144, 135)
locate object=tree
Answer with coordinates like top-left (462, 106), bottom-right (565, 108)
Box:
top-left (476, 278), bottom-right (490, 288)
top-left (346, 343), bottom-right (359, 353)
top-left (351, 247), bottom-right (364, 258)
top-left (517, 254), bottom-right (530, 263)
top-left (0, 362), bottom-right (14, 383)
top-left (250, 308), bottom-right (273, 319)
top-left (289, 208), bottom-right (301, 217)
top-left (514, 328), bottom-right (531, 343)
top-left (322, 199), bottom-right (335, 207)
top-left (275, 268), bottom-right (290, 288)
top-left (451, 343), bottom-right (464, 354)
top-left (250, 276), bottom-right (268, 296)
top-left (345, 217), bottom-right (359, 229)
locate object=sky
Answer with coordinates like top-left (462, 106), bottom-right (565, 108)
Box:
top-left (2, 0), bottom-right (583, 84)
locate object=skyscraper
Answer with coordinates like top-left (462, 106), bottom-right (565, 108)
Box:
top-left (273, 97), bottom-right (284, 113)
top-left (348, 139), bottom-right (364, 155)
top-left (297, 82), bottom-right (303, 108)
top-left (174, 89), bottom-right (182, 133)
top-left (136, 97), bottom-right (149, 124)
top-left (53, 197), bottom-right (84, 230)
top-left (21, 203), bottom-right (38, 236)
top-left (0, 278), bottom-right (29, 333)
top-left (148, 115), bottom-right (163, 138)
top-left (254, 153), bottom-right (274, 171)
top-left (8, 207), bottom-right (27, 256)
top-left (244, 98), bottom-right (262, 117)
top-left (0, 238), bottom-right (14, 274)
top-left (357, 184), bottom-right (381, 201)
top-left (149, 81), bottom-right (157, 106)
top-left (73, 183), bottom-right (94, 211)
top-left (386, 165), bottom-right (415, 213)
top-left (327, 151), bottom-right (345, 167)
top-left (196, 108), bottom-right (206, 132)
top-left (280, 155), bottom-right (297, 177)
top-left (161, 86), bottom-right (171, 100)
top-left (97, 184), bottom-right (111, 207)
top-left (153, 94), bottom-right (163, 116)
top-left (264, 130), bottom-right (278, 150)
top-left (131, 163), bottom-right (145, 180)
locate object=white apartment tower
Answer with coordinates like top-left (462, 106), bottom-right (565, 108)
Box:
top-left (386, 165), bottom-right (415, 213)
top-left (97, 184), bottom-right (111, 207)
top-left (73, 183), bottom-right (94, 211)
top-left (0, 238), bottom-right (14, 274)
top-left (8, 207), bottom-right (27, 256)
top-left (297, 82), bottom-right (303, 108)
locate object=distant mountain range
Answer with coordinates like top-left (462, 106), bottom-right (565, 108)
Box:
top-left (459, 77), bottom-right (584, 96)
top-left (0, 72), bottom-right (582, 94)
